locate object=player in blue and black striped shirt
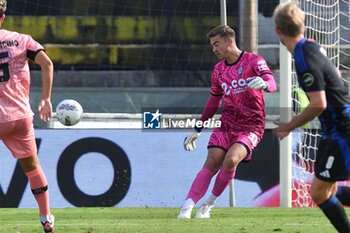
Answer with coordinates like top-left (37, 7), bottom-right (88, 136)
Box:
top-left (273, 2), bottom-right (350, 233)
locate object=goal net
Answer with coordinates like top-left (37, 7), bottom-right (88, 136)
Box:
top-left (291, 0), bottom-right (350, 207)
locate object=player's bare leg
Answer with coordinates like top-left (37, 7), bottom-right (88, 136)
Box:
top-left (19, 156), bottom-right (54, 232)
top-left (311, 177), bottom-right (350, 232)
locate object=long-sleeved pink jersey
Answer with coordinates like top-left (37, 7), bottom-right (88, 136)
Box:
top-left (204, 51), bottom-right (276, 136)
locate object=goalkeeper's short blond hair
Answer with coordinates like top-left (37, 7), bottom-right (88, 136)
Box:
top-left (0, 0), bottom-right (6, 17)
top-left (273, 2), bottom-right (305, 37)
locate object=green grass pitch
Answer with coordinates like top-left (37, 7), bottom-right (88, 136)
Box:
top-left (0, 207), bottom-right (340, 233)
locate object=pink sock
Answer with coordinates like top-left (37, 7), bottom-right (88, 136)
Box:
top-left (212, 167), bottom-right (236, 197)
top-left (26, 166), bottom-right (50, 216)
top-left (186, 167), bottom-right (215, 204)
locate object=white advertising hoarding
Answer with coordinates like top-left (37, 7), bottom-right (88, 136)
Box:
top-left (0, 129), bottom-right (262, 208)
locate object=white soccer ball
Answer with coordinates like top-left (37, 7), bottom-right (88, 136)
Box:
top-left (56, 99), bottom-right (83, 126)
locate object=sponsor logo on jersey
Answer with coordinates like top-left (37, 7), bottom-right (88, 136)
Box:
top-left (257, 60), bottom-right (269, 72)
top-left (319, 170), bottom-right (330, 178)
top-left (221, 78), bottom-right (248, 95)
top-left (248, 132), bottom-right (258, 147)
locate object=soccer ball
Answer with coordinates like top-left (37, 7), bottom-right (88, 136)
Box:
top-left (56, 99), bottom-right (83, 126)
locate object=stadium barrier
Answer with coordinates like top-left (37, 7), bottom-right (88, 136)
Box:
top-left (0, 129), bottom-right (279, 208)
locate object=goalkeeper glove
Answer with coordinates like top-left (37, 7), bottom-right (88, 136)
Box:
top-left (183, 127), bottom-right (202, 151)
top-left (247, 76), bottom-right (268, 90)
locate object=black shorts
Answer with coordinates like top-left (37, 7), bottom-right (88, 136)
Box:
top-left (315, 138), bottom-right (350, 182)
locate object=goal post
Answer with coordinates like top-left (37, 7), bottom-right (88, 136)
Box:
top-left (279, 15), bottom-right (293, 210)
top-left (278, 0), bottom-right (293, 208)
top-left (220, 0), bottom-right (227, 26)
top-left (219, 0), bottom-right (236, 207)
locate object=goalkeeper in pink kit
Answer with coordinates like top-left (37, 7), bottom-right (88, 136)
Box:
top-left (178, 25), bottom-right (277, 218)
top-left (0, 0), bottom-right (54, 232)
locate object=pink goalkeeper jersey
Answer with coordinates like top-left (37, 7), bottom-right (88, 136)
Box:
top-left (0, 29), bottom-right (43, 123)
top-left (211, 51), bottom-right (274, 134)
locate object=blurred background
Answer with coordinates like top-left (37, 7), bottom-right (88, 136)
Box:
top-left (2, 0), bottom-right (283, 128)
top-left (5, 0), bottom-right (350, 128)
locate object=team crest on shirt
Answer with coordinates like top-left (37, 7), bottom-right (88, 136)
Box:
top-left (302, 73), bottom-right (314, 87)
top-left (237, 67), bottom-right (243, 75)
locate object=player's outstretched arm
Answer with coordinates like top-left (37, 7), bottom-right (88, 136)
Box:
top-left (35, 50), bottom-right (54, 122)
top-left (273, 90), bottom-right (326, 139)
top-left (183, 94), bottom-right (222, 151)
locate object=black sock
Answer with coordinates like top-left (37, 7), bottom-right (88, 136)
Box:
top-left (336, 186), bottom-right (350, 206)
top-left (319, 195), bottom-right (350, 233)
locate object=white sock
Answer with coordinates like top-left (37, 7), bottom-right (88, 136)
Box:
top-left (206, 194), bottom-right (217, 205)
top-left (40, 214), bottom-right (52, 223)
top-left (182, 198), bottom-right (195, 209)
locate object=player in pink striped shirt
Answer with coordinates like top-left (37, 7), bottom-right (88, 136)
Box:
top-left (178, 25), bottom-right (277, 218)
top-left (0, 1), bottom-right (54, 232)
